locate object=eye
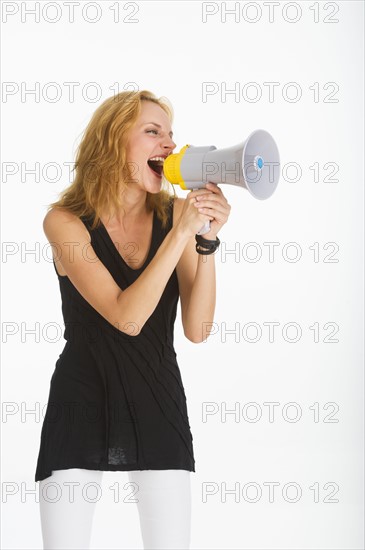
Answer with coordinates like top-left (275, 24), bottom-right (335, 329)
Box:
top-left (146, 129), bottom-right (159, 135)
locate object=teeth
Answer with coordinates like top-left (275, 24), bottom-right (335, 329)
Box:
top-left (149, 156), bottom-right (165, 162)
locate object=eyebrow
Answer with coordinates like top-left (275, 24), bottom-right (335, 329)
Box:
top-left (142, 122), bottom-right (173, 138)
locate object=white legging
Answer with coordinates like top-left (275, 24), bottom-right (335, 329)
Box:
top-left (38, 468), bottom-right (191, 549)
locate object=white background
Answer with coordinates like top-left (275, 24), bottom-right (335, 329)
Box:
top-left (1, 1), bottom-right (364, 548)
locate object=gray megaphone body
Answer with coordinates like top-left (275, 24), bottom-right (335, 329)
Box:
top-left (163, 129), bottom-right (280, 235)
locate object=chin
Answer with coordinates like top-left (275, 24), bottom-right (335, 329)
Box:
top-left (148, 185), bottom-right (162, 194)
top-left (148, 189), bottom-right (162, 198)
top-left (143, 172), bottom-right (163, 193)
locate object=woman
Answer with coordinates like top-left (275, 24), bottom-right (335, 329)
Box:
top-left (35, 90), bottom-right (231, 549)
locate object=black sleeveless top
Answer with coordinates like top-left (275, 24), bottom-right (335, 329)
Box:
top-left (35, 197), bottom-right (195, 482)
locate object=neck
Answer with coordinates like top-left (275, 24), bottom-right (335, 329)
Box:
top-left (101, 187), bottom-right (151, 229)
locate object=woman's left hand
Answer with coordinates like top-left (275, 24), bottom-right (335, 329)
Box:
top-left (193, 182), bottom-right (231, 239)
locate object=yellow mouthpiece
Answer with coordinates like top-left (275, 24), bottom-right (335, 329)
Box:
top-left (163, 144), bottom-right (190, 190)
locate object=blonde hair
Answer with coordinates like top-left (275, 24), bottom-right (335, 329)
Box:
top-left (47, 90), bottom-right (177, 230)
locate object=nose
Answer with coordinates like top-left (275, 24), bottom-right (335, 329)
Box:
top-left (161, 134), bottom-right (176, 152)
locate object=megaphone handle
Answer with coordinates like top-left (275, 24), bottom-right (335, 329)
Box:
top-left (197, 220), bottom-right (211, 235)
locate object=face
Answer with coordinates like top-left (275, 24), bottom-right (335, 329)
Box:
top-left (125, 101), bottom-right (176, 193)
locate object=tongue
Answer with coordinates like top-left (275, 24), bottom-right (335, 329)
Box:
top-left (148, 160), bottom-right (163, 176)
top-left (149, 164), bottom-right (161, 177)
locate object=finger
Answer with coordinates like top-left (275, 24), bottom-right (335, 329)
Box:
top-left (195, 194), bottom-right (224, 202)
top-left (196, 204), bottom-right (229, 218)
top-left (205, 184), bottom-right (227, 200)
top-left (188, 189), bottom-right (214, 200)
top-left (198, 192), bottom-right (228, 205)
top-left (205, 183), bottom-right (221, 193)
top-left (188, 191), bottom-right (215, 204)
top-left (205, 184), bottom-right (230, 203)
top-left (194, 199), bottom-right (230, 212)
top-left (198, 211), bottom-right (215, 222)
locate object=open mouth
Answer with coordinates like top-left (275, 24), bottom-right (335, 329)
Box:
top-left (147, 157), bottom-right (164, 177)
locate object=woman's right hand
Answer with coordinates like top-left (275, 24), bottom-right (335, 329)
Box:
top-left (176, 187), bottom-right (215, 238)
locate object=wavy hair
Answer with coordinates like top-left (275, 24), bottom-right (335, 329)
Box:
top-left (47, 90), bottom-right (177, 230)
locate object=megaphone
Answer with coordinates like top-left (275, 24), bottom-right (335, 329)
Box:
top-left (163, 129), bottom-right (280, 235)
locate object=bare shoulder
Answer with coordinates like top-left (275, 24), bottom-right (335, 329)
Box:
top-left (43, 207), bottom-right (92, 277)
top-left (43, 207), bottom-right (91, 242)
top-left (42, 206), bottom-right (128, 331)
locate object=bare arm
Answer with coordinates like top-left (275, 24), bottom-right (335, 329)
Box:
top-left (175, 184), bottom-right (231, 343)
top-left (43, 207), bottom-right (191, 337)
top-left (175, 199), bottom-right (216, 343)
top-left (115, 220), bottom-right (191, 334)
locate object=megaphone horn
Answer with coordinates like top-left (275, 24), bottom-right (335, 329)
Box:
top-left (163, 129), bottom-right (280, 235)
